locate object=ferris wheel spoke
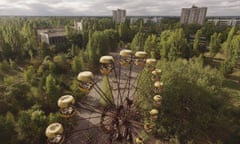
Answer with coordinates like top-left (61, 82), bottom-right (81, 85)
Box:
top-left (76, 115), bottom-right (103, 121)
top-left (120, 55), bottom-right (133, 101)
top-left (94, 82), bottom-right (116, 107)
top-left (66, 125), bottom-right (108, 144)
top-left (106, 75), bottom-right (116, 104)
top-left (131, 128), bottom-right (141, 140)
top-left (125, 55), bottom-right (134, 101)
top-left (69, 125), bottom-right (103, 134)
top-left (77, 102), bottom-right (114, 117)
top-left (129, 120), bottom-right (144, 129)
top-left (136, 86), bottom-right (152, 98)
top-left (130, 70), bottom-right (144, 92)
top-left (112, 62), bottom-right (124, 107)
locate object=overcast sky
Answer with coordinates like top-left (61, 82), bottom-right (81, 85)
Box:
top-left (0, 0), bottom-right (239, 16)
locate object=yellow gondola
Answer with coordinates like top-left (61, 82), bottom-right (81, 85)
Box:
top-left (134, 51), bottom-right (147, 66)
top-left (119, 49), bottom-right (132, 66)
top-left (135, 137), bottom-right (144, 144)
top-left (45, 123), bottom-right (65, 144)
top-left (144, 122), bottom-right (153, 133)
top-left (77, 71), bottom-right (94, 93)
top-left (154, 81), bottom-right (163, 94)
top-left (153, 95), bottom-right (163, 107)
top-left (145, 58), bottom-right (157, 71)
top-left (58, 95), bottom-right (76, 118)
top-left (99, 56), bottom-right (114, 74)
top-left (149, 109), bottom-right (159, 120)
top-left (151, 69), bottom-right (162, 82)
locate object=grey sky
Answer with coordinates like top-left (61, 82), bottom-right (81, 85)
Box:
top-left (0, 0), bottom-right (239, 16)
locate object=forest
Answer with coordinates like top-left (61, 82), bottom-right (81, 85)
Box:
top-left (0, 16), bottom-right (239, 144)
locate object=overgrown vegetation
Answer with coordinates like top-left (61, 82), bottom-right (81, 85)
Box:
top-left (0, 16), bottom-right (239, 143)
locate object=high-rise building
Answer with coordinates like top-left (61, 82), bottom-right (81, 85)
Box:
top-left (112, 9), bottom-right (126, 23)
top-left (180, 5), bottom-right (207, 25)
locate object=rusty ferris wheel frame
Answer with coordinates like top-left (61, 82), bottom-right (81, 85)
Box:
top-left (45, 49), bottom-right (163, 144)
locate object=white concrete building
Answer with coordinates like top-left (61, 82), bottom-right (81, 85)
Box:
top-left (37, 28), bottom-right (66, 45)
top-left (112, 9), bottom-right (126, 23)
top-left (74, 20), bottom-right (84, 31)
top-left (180, 5), bottom-right (207, 25)
top-left (208, 18), bottom-right (240, 26)
top-left (130, 17), bottom-right (162, 24)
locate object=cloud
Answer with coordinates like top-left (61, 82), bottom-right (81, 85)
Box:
top-left (0, 0), bottom-right (239, 16)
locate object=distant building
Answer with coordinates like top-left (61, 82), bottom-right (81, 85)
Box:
top-left (130, 17), bottom-right (140, 24)
top-left (130, 16), bottom-right (162, 24)
top-left (112, 9), bottom-right (126, 23)
top-left (143, 17), bottom-right (162, 24)
top-left (37, 28), bottom-right (66, 45)
top-left (74, 20), bottom-right (84, 31)
top-left (208, 18), bottom-right (240, 26)
top-left (180, 5), bottom-right (207, 25)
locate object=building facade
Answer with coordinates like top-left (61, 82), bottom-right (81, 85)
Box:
top-left (74, 20), bottom-right (84, 31)
top-left (37, 28), bottom-right (66, 45)
top-left (130, 16), bottom-right (162, 24)
top-left (208, 18), bottom-right (240, 26)
top-left (112, 9), bottom-right (126, 23)
top-left (180, 5), bottom-right (207, 25)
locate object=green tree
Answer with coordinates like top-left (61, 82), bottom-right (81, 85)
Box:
top-left (72, 56), bottom-right (82, 73)
top-left (21, 21), bottom-right (38, 58)
top-left (81, 31), bottom-right (89, 49)
top-left (159, 30), bottom-right (172, 59)
top-left (209, 32), bottom-right (222, 56)
top-left (118, 22), bottom-right (131, 42)
top-left (48, 112), bottom-right (62, 124)
top-left (220, 27), bottom-right (240, 74)
top-left (0, 112), bottom-right (17, 144)
top-left (23, 65), bottom-right (35, 83)
top-left (182, 24), bottom-right (202, 38)
top-left (86, 31), bottom-right (110, 69)
top-left (104, 29), bottom-right (119, 51)
top-left (0, 22), bottom-right (24, 59)
top-left (16, 106), bottom-right (48, 144)
top-left (152, 58), bottom-right (227, 143)
top-left (65, 25), bottom-right (82, 47)
top-left (70, 44), bottom-right (80, 57)
top-left (193, 29), bottom-right (202, 54)
top-left (130, 32), bottom-right (146, 51)
top-left (53, 54), bottom-right (69, 72)
top-left (70, 79), bottom-right (85, 100)
top-left (0, 100), bottom-right (12, 114)
top-left (45, 74), bottom-right (60, 107)
top-left (4, 81), bottom-right (32, 110)
top-left (230, 34), bottom-right (240, 66)
top-left (48, 61), bottom-right (57, 74)
top-left (38, 42), bottom-right (50, 58)
top-left (144, 34), bottom-right (159, 58)
top-left (223, 27), bottom-right (236, 59)
top-left (159, 29), bottom-right (188, 60)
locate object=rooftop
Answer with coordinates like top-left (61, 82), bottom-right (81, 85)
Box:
top-left (37, 28), bottom-right (65, 37)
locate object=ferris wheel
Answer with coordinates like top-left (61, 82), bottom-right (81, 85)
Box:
top-left (45, 49), bottom-right (163, 144)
